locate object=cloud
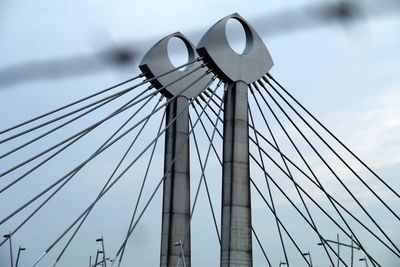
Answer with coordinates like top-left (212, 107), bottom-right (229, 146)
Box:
top-left (327, 87), bottom-right (400, 169)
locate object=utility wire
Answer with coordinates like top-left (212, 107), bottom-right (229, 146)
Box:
top-left (266, 73), bottom-right (400, 199)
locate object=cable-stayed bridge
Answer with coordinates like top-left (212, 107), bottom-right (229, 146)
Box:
top-left (0, 13), bottom-right (399, 267)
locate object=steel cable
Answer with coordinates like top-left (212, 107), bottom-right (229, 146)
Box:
top-left (251, 226), bottom-right (272, 267)
top-left (52, 98), bottom-right (164, 266)
top-left (250, 84), bottom-right (335, 266)
top-left (0, 58), bottom-right (200, 136)
top-left (33, 75), bottom-right (217, 266)
top-left (1, 70), bottom-right (214, 238)
top-left (247, 91), bottom-right (290, 265)
top-left (115, 108), bottom-right (166, 266)
top-left (194, 98), bottom-right (393, 260)
top-left (109, 78), bottom-right (221, 265)
top-left (0, 94), bottom-right (159, 249)
top-left (257, 78), bottom-right (400, 256)
top-left (179, 88), bottom-right (225, 252)
top-left (0, 62), bottom-right (206, 164)
top-left (248, 135), bottom-right (396, 261)
top-left (263, 76), bottom-right (400, 221)
top-left (249, 175), bottom-right (313, 267)
top-left (0, 73), bottom-right (144, 136)
top-left (199, 99), bottom-right (346, 266)
top-left (266, 73), bottom-right (400, 199)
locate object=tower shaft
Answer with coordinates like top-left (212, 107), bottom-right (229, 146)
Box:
top-left (221, 81), bottom-right (253, 267)
top-left (160, 96), bottom-right (191, 267)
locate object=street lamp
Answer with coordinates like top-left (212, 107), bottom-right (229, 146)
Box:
top-left (318, 234), bottom-right (360, 267)
top-left (174, 240), bottom-right (186, 267)
top-left (15, 246), bottom-right (26, 267)
top-left (96, 237), bottom-right (107, 267)
top-left (3, 233), bottom-right (13, 267)
top-left (279, 261), bottom-right (287, 267)
top-left (94, 258), bottom-right (113, 266)
top-left (302, 251), bottom-right (313, 267)
top-left (359, 257), bottom-right (368, 267)
top-left (94, 249), bottom-right (104, 267)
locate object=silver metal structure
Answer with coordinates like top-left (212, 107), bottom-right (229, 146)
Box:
top-left (139, 32), bottom-right (212, 267)
top-left (2, 11), bottom-right (397, 267)
top-left (197, 13), bottom-right (274, 267)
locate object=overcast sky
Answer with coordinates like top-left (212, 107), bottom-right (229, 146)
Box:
top-left (0, 1), bottom-right (399, 266)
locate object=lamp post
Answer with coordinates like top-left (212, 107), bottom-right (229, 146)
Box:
top-left (359, 257), bottom-right (368, 267)
top-left (302, 251), bottom-right (313, 267)
top-left (94, 249), bottom-right (102, 267)
top-left (15, 246), bottom-right (26, 267)
top-left (279, 261), bottom-right (287, 267)
top-left (336, 234), bottom-right (340, 267)
top-left (96, 237), bottom-right (107, 267)
top-left (93, 258), bottom-right (113, 266)
top-left (318, 235), bottom-right (360, 267)
top-left (3, 233), bottom-right (13, 267)
top-left (174, 240), bottom-right (186, 267)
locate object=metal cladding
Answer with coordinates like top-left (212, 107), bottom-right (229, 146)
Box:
top-left (139, 32), bottom-right (212, 98)
top-left (197, 13), bottom-right (274, 84)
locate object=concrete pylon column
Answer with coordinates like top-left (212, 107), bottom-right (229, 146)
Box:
top-left (139, 32), bottom-right (211, 267)
top-left (160, 96), bottom-right (191, 267)
top-left (221, 81), bottom-right (252, 267)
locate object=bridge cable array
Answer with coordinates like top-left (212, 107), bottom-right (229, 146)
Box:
top-left (0, 56), bottom-right (399, 266)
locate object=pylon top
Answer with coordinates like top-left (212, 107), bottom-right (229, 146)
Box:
top-left (197, 13), bottom-right (274, 84)
top-left (139, 32), bottom-right (212, 99)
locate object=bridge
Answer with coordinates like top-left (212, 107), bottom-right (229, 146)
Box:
top-left (0, 13), bottom-right (399, 267)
